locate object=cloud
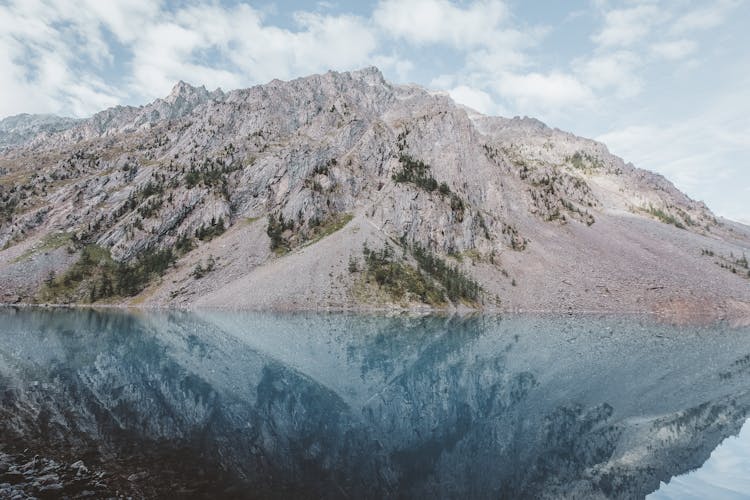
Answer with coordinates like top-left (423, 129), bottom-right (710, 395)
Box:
top-left (494, 72), bottom-right (593, 111)
top-left (129, 18), bottom-right (243, 98)
top-left (0, 1), bottom-right (381, 117)
top-left (285, 11), bottom-right (380, 75)
top-left (575, 51), bottom-right (642, 98)
top-left (447, 85), bottom-right (499, 114)
top-left (572, 0), bottom-right (737, 112)
top-left (670, 0), bottom-right (740, 35)
top-left (128, 4), bottom-right (380, 98)
top-left (651, 39), bottom-right (697, 60)
top-left (373, 0), bottom-right (509, 48)
top-left (592, 4), bottom-right (663, 48)
top-left (430, 74), bottom-right (457, 89)
top-left (372, 54), bottom-right (414, 82)
top-left (598, 124), bottom-right (716, 189)
top-left (67, 0), bottom-right (161, 51)
top-left (0, 0), bottom-right (137, 117)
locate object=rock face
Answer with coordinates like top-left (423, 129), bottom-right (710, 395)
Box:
top-left (0, 67), bottom-right (748, 314)
top-left (0, 113), bottom-right (80, 150)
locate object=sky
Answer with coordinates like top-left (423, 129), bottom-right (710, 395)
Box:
top-left (648, 418), bottom-right (750, 499)
top-left (0, 0), bottom-right (748, 223)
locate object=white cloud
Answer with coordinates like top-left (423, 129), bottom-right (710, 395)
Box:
top-left (129, 19), bottom-right (243, 98)
top-left (0, 1), bottom-right (381, 117)
top-left (575, 51), bottom-right (642, 98)
top-left (128, 5), bottom-right (382, 96)
top-left (447, 85), bottom-right (498, 114)
top-left (286, 12), bottom-right (379, 75)
top-left (651, 39), bottom-right (697, 60)
top-left (495, 72), bottom-right (593, 111)
top-left (464, 38), bottom-right (534, 74)
top-left (0, 0), bottom-right (135, 117)
top-left (373, 0), bottom-right (509, 48)
top-left (372, 54), bottom-right (414, 82)
top-left (670, 0), bottom-right (740, 35)
top-left (430, 74), bottom-right (457, 89)
top-left (316, 1), bottom-right (336, 11)
top-left (598, 122), bottom-right (749, 221)
top-left (0, 43), bottom-right (56, 116)
top-left (78, 0), bottom-right (162, 43)
top-left (599, 124), bottom-right (711, 188)
top-left (592, 4), bottom-right (663, 48)
top-left (128, 4), bottom-right (380, 99)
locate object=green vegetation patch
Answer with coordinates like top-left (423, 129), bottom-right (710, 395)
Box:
top-left (359, 242), bottom-right (446, 306)
top-left (0, 193), bottom-right (18, 223)
top-left (267, 212), bottom-right (353, 254)
top-left (112, 178), bottom-right (166, 220)
top-left (137, 196), bottom-right (164, 219)
top-left (561, 199), bottom-right (595, 226)
top-left (195, 217), bottom-right (226, 241)
top-left (184, 157), bottom-right (242, 199)
top-left (175, 233), bottom-right (196, 254)
top-left (39, 244), bottom-right (177, 303)
top-left (267, 213), bottom-right (296, 254)
top-left (643, 204), bottom-right (686, 229)
top-left (354, 240), bottom-right (482, 306)
top-left (392, 154), bottom-right (465, 220)
top-left (702, 248), bottom-right (750, 279)
top-left (303, 213), bottom-right (354, 247)
top-left (524, 170), bottom-right (596, 226)
top-left (502, 223), bottom-right (527, 251)
top-left (567, 151), bottom-right (605, 172)
top-left (410, 242), bottom-right (481, 303)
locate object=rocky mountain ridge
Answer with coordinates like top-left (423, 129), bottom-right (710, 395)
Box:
top-left (0, 113), bottom-right (80, 150)
top-left (0, 67), bottom-right (748, 317)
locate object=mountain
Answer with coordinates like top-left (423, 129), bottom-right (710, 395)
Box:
top-left (0, 113), bottom-right (80, 150)
top-left (0, 67), bottom-right (748, 318)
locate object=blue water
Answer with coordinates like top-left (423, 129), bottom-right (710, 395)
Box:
top-left (1, 307), bottom-right (749, 498)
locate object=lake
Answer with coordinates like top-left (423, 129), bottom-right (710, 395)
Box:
top-left (1, 307), bottom-right (749, 498)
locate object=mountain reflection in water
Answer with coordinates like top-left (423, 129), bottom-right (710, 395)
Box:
top-left (0, 308), bottom-right (749, 499)
top-left (648, 418), bottom-right (750, 499)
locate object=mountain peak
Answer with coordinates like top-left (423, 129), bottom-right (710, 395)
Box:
top-left (169, 80), bottom-right (196, 94)
top-left (349, 66), bottom-right (386, 85)
top-left (164, 80), bottom-right (215, 105)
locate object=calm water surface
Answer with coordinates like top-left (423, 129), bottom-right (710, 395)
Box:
top-left (1, 307), bottom-right (749, 499)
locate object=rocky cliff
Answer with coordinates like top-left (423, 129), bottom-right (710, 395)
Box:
top-left (0, 67), bottom-right (748, 315)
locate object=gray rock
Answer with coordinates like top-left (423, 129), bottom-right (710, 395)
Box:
top-left (0, 67), bottom-right (748, 319)
top-left (127, 471), bottom-right (148, 482)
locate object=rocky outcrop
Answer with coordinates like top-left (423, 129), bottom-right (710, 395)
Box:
top-left (0, 68), bottom-right (748, 313)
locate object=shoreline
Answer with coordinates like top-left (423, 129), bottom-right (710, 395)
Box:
top-left (2, 299), bottom-right (748, 326)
